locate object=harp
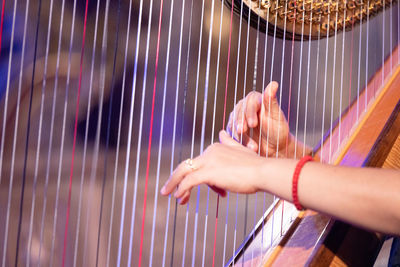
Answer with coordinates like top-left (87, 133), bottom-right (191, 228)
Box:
top-left (0, 0), bottom-right (399, 267)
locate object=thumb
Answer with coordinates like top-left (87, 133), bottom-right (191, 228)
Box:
top-left (263, 81), bottom-right (279, 109)
top-left (219, 130), bottom-right (242, 147)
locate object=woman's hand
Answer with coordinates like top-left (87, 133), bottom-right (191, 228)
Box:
top-left (160, 132), bottom-right (400, 235)
top-left (227, 81), bottom-right (292, 158)
top-left (160, 131), bottom-right (266, 204)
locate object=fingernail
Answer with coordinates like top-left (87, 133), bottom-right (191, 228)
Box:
top-left (248, 118), bottom-right (254, 126)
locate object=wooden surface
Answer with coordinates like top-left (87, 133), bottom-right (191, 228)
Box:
top-left (261, 47), bottom-right (400, 267)
top-left (383, 134), bottom-right (400, 169)
top-left (306, 98), bottom-right (400, 267)
top-left (318, 45), bottom-right (400, 166)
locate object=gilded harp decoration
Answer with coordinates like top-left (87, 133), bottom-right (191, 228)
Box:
top-left (226, 0), bottom-right (397, 39)
top-left (0, 0), bottom-right (398, 267)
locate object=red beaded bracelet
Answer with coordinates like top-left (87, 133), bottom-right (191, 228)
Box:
top-left (292, 155), bottom-right (313, 211)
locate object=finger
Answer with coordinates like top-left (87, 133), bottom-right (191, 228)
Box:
top-left (176, 173), bottom-right (228, 200)
top-left (245, 92), bottom-right (262, 128)
top-left (234, 101), bottom-right (248, 135)
top-left (227, 111), bottom-right (233, 134)
top-left (227, 112), bottom-right (240, 142)
top-left (174, 171), bottom-right (203, 199)
top-left (161, 158), bottom-right (200, 195)
top-left (220, 130), bottom-right (258, 152)
top-left (210, 185), bottom-right (227, 197)
top-left (226, 125), bottom-right (239, 143)
top-left (178, 190), bottom-right (191, 205)
top-left (219, 130), bottom-right (243, 148)
top-left (263, 81), bottom-right (279, 110)
top-left (227, 102), bottom-right (244, 135)
top-left (242, 134), bottom-right (259, 152)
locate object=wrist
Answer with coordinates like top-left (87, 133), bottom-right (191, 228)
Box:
top-left (292, 155), bottom-right (314, 210)
top-left (286, 134), bottom-right (313, 159)
top-left (258, 158), bottom-right (298, 201)
top-left (254, 156), bottom-right (271, 193)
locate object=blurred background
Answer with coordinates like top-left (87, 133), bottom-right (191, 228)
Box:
top-left (0, 0), bottom-right (398, 266)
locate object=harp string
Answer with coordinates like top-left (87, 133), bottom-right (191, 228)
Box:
top-left (347, 16), bottom-right (355, 144)
top-left (125, 0), bottom-right (156, 260)
top-left (277, 0), bottom-right (288, 164)
top-left (188, 0), bottom-right (206, 264)
top-left (49, 0), bottom-right (77, 263)
top-left (390, 0), bottom-right (393, 73)
top-left (357, 4), bottom-right (369, 131)
top-left (338, 5), bottom-right (347, 152)
top-left (210, 1), bottom-right (226, 265)
top-left (115, 0), bottom-right (144, 264)
top-left (311, 15), bottom-right (321, 153)
top-left (266, 0), bottom-right (279, 248)
top-left (231, 0), bottom-right (246, 261)
top-left (294, 1), bottom-right (304, 161)
top-left (26, 0), bottom-right (54, 264)
top-left (222, 1), bottom-right (235, 132)
top-left (137, 0), bottom-right (165, 263)
top-left (221, 2), bottom-right (235, 266)
top-left (272, 0), bottom-right (288, 246)
top-left (382, 1), bottom-right (386, 89)
top-left (95, 0), bottom-right (122, 266)
top-left (124, 0), bottom-right (157, 264)
top-left (288, 2), bottom-right (298, 161)
top-left (250, 2), bottom-right (262, 263)
top-left (294, 0), bottom-right (307, 231)
top-left (73, 0), bottom-right (101, 265)
top-left (239, 1), bottom-right (254, 263)
top-left (320, 3), bottom-right (331, 162)
top-left (178, 0), bottom-right (205, 264)
top-left (284, 0), bottom-right (298, 237)
top-left (38, 0), bottom-right (66, 264)
top-left (161, 0), bottom-right (188, 265)
top-left (67, 0), bottom-right (90, 266)
top-left (328, 3), bottom-right (340, 164)
top-left (303, 0), bottom-right (315, 157)
top-left (198, 0), bottom-right (216, 264)
top-left (174, 1), bottom-right (195, 266)
top-left (0, 0), bottom-right (13, 185)
top-left (148, 0), bottom-right (174, 263)
top-left (106, 0), bottom-right (132, 265)
top-left (394, 1), bottom-right (397, 70)
top-left (82, 4), bottom-right (112, 261)
top-left (169, 1), bottom-right (195, 266)
top-left (16, 0), bottom-right (42, 265)
top-left (3, 0), bottom-right (30, 265)
top-left (222, 192), bottom-right (230, 267)
top-left (0, 0), bottom-right (4, 187)
top-left (260, 1), bottom-right (271, 253)
top-left (365, 1), bottom-right (369, 113)
top-left (357, 5), bottom-right (364, 127)
top-left (0, 0), bottom-right (16, 185)
top-left (0, 0), bottom-right (4, 56)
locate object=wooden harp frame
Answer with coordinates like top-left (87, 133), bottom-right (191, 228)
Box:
top-left (228, 42), bottom-right (400, 267)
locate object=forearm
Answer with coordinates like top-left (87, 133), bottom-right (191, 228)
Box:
top-left (259, 158), bottom-right (400, 236)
